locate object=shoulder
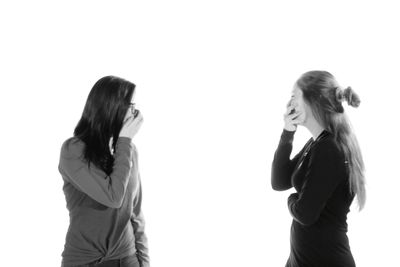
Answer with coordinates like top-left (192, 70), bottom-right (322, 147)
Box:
top-left (60, 137), bottom-right (85, 157)
top-left (311, 133), bottom-right (344, 161)
top-left (308, 133), bottom-right (348, 182)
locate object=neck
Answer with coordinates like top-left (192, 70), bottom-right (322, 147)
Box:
top-left (304, 118), bottom-right (325, 141)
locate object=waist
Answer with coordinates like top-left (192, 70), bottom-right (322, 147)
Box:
top-left (293, 220), bottom-right (348, 233)
top-left (86, 254), bottom-right (139, 267)
top-left (62, 222), bottom-right (136, 266)
top-left (291, 221), bottom-right (351, 245)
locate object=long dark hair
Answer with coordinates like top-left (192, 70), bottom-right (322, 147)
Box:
top-left (74, 76), bottom-right (135, 175)
top-left (296, 70), bottom-right (366, 210)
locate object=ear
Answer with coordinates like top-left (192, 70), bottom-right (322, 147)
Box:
top-left (303, 101), bottom-right (316, 122)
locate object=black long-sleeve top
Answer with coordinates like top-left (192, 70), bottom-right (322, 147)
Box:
top-left (271, 130), bottom-right (355, 267)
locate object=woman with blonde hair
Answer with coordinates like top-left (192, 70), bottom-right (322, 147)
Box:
top-left (271, 70), bottom-right (365, 267)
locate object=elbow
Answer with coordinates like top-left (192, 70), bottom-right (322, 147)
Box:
top-left (106, 190), bottom-right (125, 209)
top-left (108, 198), bottom-right (124, 209)
top-left (271, 183), bottom-right (280, 191)
top-left (271, 184), bottom-right (281, 191)
top-left (105, 178), bottom-right (128, 208)
top-left (271, 181), bottom-right (288, 191)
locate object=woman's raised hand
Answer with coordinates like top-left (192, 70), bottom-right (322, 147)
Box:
top-left (284, 100), bottom-right (302, 132)
top-left (119, 109), bottom-right (144, 139)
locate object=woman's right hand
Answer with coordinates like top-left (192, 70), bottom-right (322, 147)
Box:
top-left (119, 109), bottom-right (144, 139)
top-left (284, 100), bottom-right (302, 132)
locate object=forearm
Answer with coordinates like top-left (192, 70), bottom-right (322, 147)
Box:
top-left (59, 137), bottom-right (134, 208)
top-left (287, 193), bottom-right (316, 226)
top-left (271, 130), bottom-right (296, 190)
top-left (106, 137), bottom-right (135, 206)
top-left (132, 211), bottom-right (149, 267)
top-left (136, 232), bottom-right (150, 267)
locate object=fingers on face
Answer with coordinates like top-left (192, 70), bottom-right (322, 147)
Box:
top-left (292, 113), bottom-right (304, 123)
top-left (285, 110), bottom-right (300, 119)
top-left (134, 111), bottom-right (143, 121)
top-left (123, 115), bottom-right (133, 124)
top-left (124, 112), bottom-right (140, 125)
top-left (130, 113), bottom-right (144, 127)
top-left (292, 110), bottom-right (301, 118)
top-left (285, 108), bottom-right (293, 116)
top-left (124, 109), bottom-right (133, 121)
top-left (286, 104), bottom-right (298, 114)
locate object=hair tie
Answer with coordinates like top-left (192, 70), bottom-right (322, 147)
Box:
top-left (335, 87), bottom-right (344, 103)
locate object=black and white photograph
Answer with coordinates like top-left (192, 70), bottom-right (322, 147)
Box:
top-left (1, 1), bottom-right (399, 266)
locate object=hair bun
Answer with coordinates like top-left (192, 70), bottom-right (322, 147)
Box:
top-left (342, 87), bottom-right (360, 108)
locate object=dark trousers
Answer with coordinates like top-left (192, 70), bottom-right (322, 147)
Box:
top-left (79, 254), bottom-right (140, 267)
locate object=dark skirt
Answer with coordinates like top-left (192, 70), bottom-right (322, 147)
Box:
top-left (285, 222), bottom-right (356, 267)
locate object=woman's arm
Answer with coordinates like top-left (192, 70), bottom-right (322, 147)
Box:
top-left (287, 139), bottom-right (344, 225)
top-left (271, 130), bottom-right (304, 191)
top-left (58, 137), bottom-right (134, 208)
top-left (131, 177), bottom-right (150, 267)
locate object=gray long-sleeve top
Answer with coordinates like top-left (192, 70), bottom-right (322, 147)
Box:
top-left (58, 136), bottom-right (149, 267)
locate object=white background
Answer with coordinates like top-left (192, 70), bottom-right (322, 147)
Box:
top-left (1, 1), bottom-right (399, 266)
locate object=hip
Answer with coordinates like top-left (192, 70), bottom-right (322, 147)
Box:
top-left (65, 254), bottom-right (140, 267)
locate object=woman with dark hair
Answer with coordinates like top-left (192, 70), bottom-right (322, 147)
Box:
top-left (271, 71), bottom-right (366, 267)
top-left (59, 76), bottom-right (149, 267)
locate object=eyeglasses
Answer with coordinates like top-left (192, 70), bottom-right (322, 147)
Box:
top-left (129, 103), bottom-right (136, 115)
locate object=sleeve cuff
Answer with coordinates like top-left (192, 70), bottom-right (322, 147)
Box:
top-left (288, 192), bottom-right (298, 204)
top-left (287, 193), bottom-right (299, 216)
top-left (117, 136), bottom-right (132, 144)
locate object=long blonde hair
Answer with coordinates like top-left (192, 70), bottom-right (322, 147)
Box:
top-left (296, 70), bottom-right (366, 210)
